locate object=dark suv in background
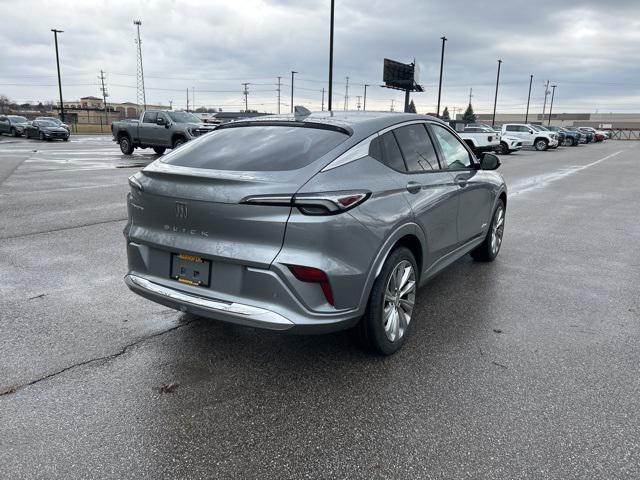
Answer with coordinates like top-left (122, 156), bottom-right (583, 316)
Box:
top-left (0, 115), bottom-right (29, 136)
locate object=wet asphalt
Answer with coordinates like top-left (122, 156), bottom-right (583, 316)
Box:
top-left (0, 135), bottom-right (638, 479)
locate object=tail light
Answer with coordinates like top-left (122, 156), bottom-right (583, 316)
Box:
top-left (241, 190), bottom-right (370, 216)
top-left (287, 265), bottom-right (334, 306)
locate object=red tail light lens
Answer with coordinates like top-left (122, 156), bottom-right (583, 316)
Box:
top-left (287, 265), bottom-right (334, 306)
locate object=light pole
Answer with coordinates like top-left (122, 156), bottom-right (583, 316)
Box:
top-left (491, 59), bottom-right (502, 127)
top-left (363, 84), bottom-right (369, 111)
top-left (436, 36), bottom-right (447, 118)
top-left (548, 85), bottom-right (557, 125)
top-left (51, 29), bottom-right (64, 122)
top-left (541, 79), bottom-right (550, 121)
top-left (290, 71), bottom-right (297, 113)
top-left (525, 74), bottom-right (533, 123)
top-left (328, 0), bottom-right (335, 111)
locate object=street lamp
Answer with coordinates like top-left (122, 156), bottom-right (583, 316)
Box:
top-left (525, 74), bottom-right (533, 123)
top-left (491, 59), bottom-right (502, 127)
top-left (548, 85), bottom-right (557, 125)
top-left (290, 71), bottom-right (297, 113)
top-left (363, 84), bottom-right (369, 111)
top-left (51, 29), bottom-right (64, 122)
top-left (328, 0), bottom-right (335, 111)
top-left (436, 36), bottom-right (447, 118)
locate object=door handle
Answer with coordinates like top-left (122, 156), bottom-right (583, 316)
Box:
top-left (406, 181), bottom-right (421, 194)
top-left (455, 177), bottom-right (468, 187)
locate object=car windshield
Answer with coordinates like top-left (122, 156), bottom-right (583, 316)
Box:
top-left (529, 124), bottom-right (547, 131)
top-left (39, 120), bottom-right (58, 127)
top-left (38, 117), bottom-right (61, 125)
top-left (9, 116), bottom-right (28, 123)
top-left (162, 124), bottom-right (349, 171)
top-left (167, 112), bottom-right (200, 123)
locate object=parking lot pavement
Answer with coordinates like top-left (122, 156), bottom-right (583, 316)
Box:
top-left (1, 137), bottom-right (639, 479)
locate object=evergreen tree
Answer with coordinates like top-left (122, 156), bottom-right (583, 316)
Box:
top-left (441, 106), bottom-right (450, 121)
top-left (407, 100), bottom-right (417, 114)
top-left (462, 103), bottom-right (476, 123)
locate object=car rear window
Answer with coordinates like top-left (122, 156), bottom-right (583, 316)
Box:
top-left (163, 125), bottom-right (349, 171)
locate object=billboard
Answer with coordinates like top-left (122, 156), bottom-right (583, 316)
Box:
top-left (383, 58), bottom-right (424, 92)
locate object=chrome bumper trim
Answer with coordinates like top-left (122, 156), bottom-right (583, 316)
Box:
top-left (125, 274), bottom-right (294, 330)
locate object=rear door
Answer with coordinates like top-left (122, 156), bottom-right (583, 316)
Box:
top-left (0, 116), bottom-right (8, 134)
top-left (380, 123), bottom-right (459, 263)
top-left (128, 124), bottom-right (350, 268)
top-left (139, 111), bottom-right (159, 145)
top-left (429, 123), bottom-right (493, 245)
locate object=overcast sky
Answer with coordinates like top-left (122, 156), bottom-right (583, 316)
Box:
top-left (2, 0), bottom-right (640, 114)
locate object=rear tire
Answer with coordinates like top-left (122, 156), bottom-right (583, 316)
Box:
top-left (471, 199), bottom-right (505, 262)
top-left (354, 247), bottom-right (418, 355)
top-left (153, 147), bottom-right (166, 155)
top-left (534, 138), bottom-right (549, 151)
top-left (119, 135), bottom-right (134, 155)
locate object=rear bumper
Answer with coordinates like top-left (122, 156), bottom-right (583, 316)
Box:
top-left (124, 267), bottom-right (361, 334)
top-left (125, 274), bottom-right (295, 331)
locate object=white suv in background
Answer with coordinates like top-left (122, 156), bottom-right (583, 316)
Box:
top-left (501, 123), bottom-right (559, 151)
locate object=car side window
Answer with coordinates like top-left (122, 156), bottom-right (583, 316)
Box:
top-left (376, 131), bottom-right (407, 172)
top-left (393, 124), bottom-right (440, 171)
top-left (505, 125), bottom-right (517, 132)
top-left (430, 124), bottom-right (473, 169)
top-left (142, 112), bottom-right (157, 123)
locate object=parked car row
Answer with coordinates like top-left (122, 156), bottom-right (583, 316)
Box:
top-left (458, 121), bottom-right (608, 156)
top-left (0, 115), bottom-right (71, 141)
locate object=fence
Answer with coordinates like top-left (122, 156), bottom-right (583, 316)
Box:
top-left (606, 129), bottom-right (640, 140)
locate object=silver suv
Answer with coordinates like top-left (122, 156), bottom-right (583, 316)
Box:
top-left (124, 111), bottom-right (507, 354)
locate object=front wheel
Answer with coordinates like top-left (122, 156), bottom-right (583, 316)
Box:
top-left (153, 147), bottom-right (166, 155)
top-left (496, 142), bottom-right (509, 155)
top-left (355, 247), bottom-right (418, 355)
top-left (534, 139), bottom-right (549, 151)
top-left (39, 132), bottom-right (45, 141)
top-left (172, 137), bottom-right (186, 149)
top-left (471, 200), bottom-right (505, 262)
top-left (562, 137), bottom-right (573, 147)
top-left (10, 127), bottom-right (18, 137)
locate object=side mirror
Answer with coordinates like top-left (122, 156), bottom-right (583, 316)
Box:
top-left (480, 152), bottom-right (501, 170)
top-left (156, 117), bottom-right (166, 126)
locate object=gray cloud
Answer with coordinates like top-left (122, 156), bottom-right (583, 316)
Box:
top-left (1, 0), bottom-right (639, 114)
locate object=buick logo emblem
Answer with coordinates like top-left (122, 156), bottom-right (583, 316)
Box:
top-left (175, 202), bottom-right (188, 219)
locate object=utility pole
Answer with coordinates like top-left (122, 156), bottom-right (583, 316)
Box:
top-left (169, 100), bottom-right (173, 110)
top-left (133, 20), bottom-right (146, 114)
top-left (363, 84), bottom-right (369, 111)
top-left (321, 88), bottom-right (325, 111)
top-left (436, 35), bottom-right (447, 117)
top-left (242, 83), bottom-right (249, 111)
top-left (51, 29), bottom-right (64, 122)
top-left (468, 87), bottom-right (473, 105)
top-left (542, 80), bottom-right (550, 121)
top-left (99, 69), bottom-right (109, 127)
top-left (525, 74), bottom-right (533, 123)
top-left (290, 70), bottom-right (297, 113)
top-left (491, 59), bottom-right (502, 127)
top-left (186, 88), bottom-right (189, 112)
top-left (343, 76), bottom-right (349, 110)
top-left (356, 95), bottom-right (362, 110)
top-left (548, 85), bottom-right (557, 125)
top-left (390, 99), bottom-right (395, 112)
top-left (328, 0), bottom-right (335, 111)
top-left (192, 87), bottom-right (195, 111)
top-left (277, 76), bottom-right (282, 114)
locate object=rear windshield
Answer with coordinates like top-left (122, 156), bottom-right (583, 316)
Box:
top-left (163, 125), bottom-right (349, 171)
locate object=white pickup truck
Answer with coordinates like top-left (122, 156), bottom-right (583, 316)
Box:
top-left (458, 125), bottom-right (501, 154)
top-left (501, 123), bottom-right (559, 151)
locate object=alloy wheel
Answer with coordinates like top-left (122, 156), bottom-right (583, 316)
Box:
top-left (491, 206), bottom-right (505, 256)
top-left (382, 260), bottom-right (416, 342)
